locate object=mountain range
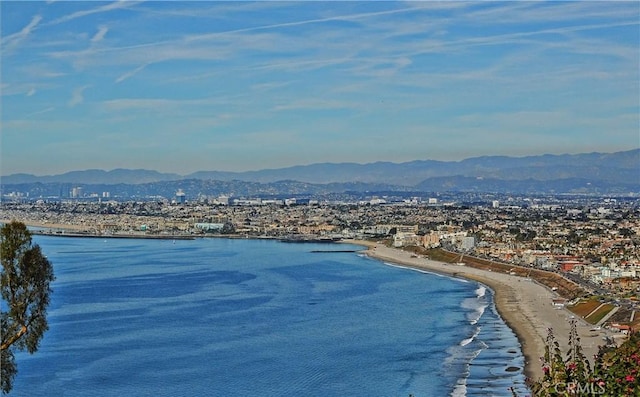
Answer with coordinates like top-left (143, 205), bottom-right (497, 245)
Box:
top-left (2, 150), bottom-right (638, 196)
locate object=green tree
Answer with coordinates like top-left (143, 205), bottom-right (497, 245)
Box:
top-left (618, 228), bottom-right (634, 238)
top-left (1, 221), bottom-right (55, 394)
top-left (567, 230), bottom-right (581, 245)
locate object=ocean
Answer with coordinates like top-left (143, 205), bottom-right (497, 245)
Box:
top-left (12, 236), bottom-right (528, 396)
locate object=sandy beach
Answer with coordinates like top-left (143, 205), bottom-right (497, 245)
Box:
top-left (347, 240), bottom-right (610, 381)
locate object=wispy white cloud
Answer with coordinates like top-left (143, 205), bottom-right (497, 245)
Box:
top-left (391, 20), bottom-right (639, 63)
top-left (68, 85), bottom-right (91, 107)
top-left (27, 107), bottom-right (56, 116)
top-left (250, 81), bottom-right (295, 93)
top-left (43, 3), bottom-right (445, 70)
top-left (181, 4), bottom-right (440, 44)
top-left (47, 38), bottom-right (234, 71)
top-left (1, 14), bottom-right (42, 52)
top-left (465, 1), bottom-right (638, 25)
top-left (251, 56), bottom-right (354, 73)
top-left (53, 2), bottom-right (635, 89)
top-left (2, 1), bottom-right (637, 174)
top-left (0, 83), bottom-right (53, 97)
top-left (21, 64), bottom-right (67, 79)
top-left (115, 63), bottom-right (149, 83)
top-left (91, 25), bottom-right (109, 43)
top-left (47, 1), bottom-right (142, 25)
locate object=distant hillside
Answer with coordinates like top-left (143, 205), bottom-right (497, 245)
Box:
top-left (2, 176), bottom-right (635, 199)
top-left (184, 150), bottom-right (639, 185)
top-left (1, 168), bottom-right (182, 185)
top-left (1, 149), bottom-right (638, 195)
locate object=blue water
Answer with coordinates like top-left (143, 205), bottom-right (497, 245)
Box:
top-left (12, 236), bottom-right (528, 396)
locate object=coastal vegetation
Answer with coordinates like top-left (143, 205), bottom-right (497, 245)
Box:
top-left (525, 322), bottom-right (639, 396)
top-left (1, 221), bottom-right (55, 394)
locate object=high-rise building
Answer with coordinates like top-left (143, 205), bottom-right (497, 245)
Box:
top-left (176, 189), bottom-right (186, 203)
top-left (71, 186), bottom-right (83, 198)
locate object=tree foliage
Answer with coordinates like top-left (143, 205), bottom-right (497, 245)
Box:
top-left (1, 221), bottom-right (55, 394)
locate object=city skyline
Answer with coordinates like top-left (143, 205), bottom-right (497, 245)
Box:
top-left (2, 1), bottom-right (639, 176)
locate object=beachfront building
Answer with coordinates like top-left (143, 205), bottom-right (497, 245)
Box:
top-left (391, 231), bottom-right (447, 249)
top-left (194, 223), bottom-right (225, 232)
top-left (360, 225), bottom-right (394, 236)
top-left (392, 224), bottom-right (420, 234)
top-left (393, 232), bottom-right (421, 247)
top-left (461, 236), bottom-right (476, 251)
top-left (422, 231), bottom-right (441, 248)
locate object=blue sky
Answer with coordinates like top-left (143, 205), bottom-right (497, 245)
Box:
top-left (1, 1), bottom-right (639, 176)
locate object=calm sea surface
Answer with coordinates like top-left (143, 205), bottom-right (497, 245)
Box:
top-left (13, 236), bottom-right (528, 396)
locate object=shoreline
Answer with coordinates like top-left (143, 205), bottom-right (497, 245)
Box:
top-left (4, 218), bottom-right (607, 380)
top-left (345, 240), bottom-right (607, 382)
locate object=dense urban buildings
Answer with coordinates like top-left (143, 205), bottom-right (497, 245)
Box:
top-left (2, 192), bottom-right (639, 353)
top-left (2, 193), bottom-right (638, 294)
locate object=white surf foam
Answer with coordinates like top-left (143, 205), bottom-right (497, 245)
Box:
top-left (460, 326), bottom-right (481, 346)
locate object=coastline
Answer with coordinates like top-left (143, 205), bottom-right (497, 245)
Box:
top-left (4, 217), bottom-right (607, 380)
top-left (345, 240), bottom-right (607, 381)
top-left (0, 219), bottom-right (193, 239)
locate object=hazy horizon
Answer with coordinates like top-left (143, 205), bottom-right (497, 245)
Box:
top-left (2, 1), bottom-right (639, 175)
top-left (2, 147), bottom-right (638, 178)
